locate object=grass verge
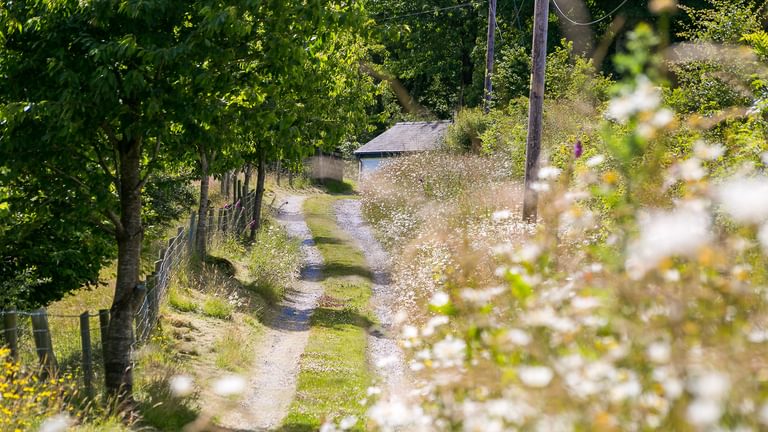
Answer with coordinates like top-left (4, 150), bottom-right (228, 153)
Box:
top-left (281, 194), bottom-right (373, 431)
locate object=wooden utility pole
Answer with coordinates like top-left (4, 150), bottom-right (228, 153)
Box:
top-left (522, 0), bottom-right (549, 222)
top-left (483, 0), bottom-right (497, 113)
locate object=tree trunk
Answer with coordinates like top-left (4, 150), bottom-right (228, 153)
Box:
top-left (195, 147), bottom-right (209, 259)
top-left (243, 163), bottom-right (252, 196)
top-left (104, 137), bottom-right (144, 402)
top-left (276, 159), bottom-right (281, 186)
top-left (224, 171), bottom-right (231, 200)
top-left (250, 149), bottom-right (267, 241)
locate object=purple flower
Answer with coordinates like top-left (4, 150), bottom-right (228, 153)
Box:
top-left (224, 203), bottom-right (232, 210)
top-left (235, 200), bottom-right (242, 209)
top-left (248, 219), bottom-right (257, 228)
top-left (574, 139), bottom-right (583, 159)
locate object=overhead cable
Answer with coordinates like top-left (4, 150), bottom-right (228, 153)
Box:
top-left (377, 2), bottom-right (478, 22)
top-left (551, 0), bottom-right (630, 26)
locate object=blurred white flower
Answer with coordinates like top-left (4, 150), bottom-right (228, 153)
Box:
top-left (626, 205), bottom-right (712, 279)
top-left (538, 166), bottom-right (562, 180)
top-left (686, 398), bottom-right (723, 427)
top-left (759, 223), bottom-right (768, 252)
top-left (585, 154), bottom-right (606, 167)
top-left (169, 374), bottom-right (194, 397)
top-left (492, 209), bottom-right (512, 221)
top-left (647, 341), bottom-right (671, 363)
top-left (367, 386), bottom-right (382, 396)
top-left (759, 403), bottom-right (768, 425)
top-left (402, 325), bottom-right (418, 339)
top-left (319, 422), bottom-right (339, 432)
top-left (432, 336), bottom-right (466, 368)
top-left (506, 328), bottom-right (532, 346)
top-left (688, 372), bottom-right (731, 401)
top-left (605, 75), bottom-right (661, 123)
top-left (663, 269), bottom-right (681, 282)
top-left (460, 286), bottom-right (505, 305)
top-left (339, 415), bottom-right (358, 430)
top-left (609, 377), bottom-right (642, 402)
top-left (676, 158), bottom-right (706, 182)
top-left (716, 176), bottom-right (768, 224)
top-left (39, 413), bottom-right (74, 432)
top-left (518, 365), bottom-right (554, 388)
top-left (693, 141), bottom-right (725, 160)
top-left (368, 397), bottom-right (429, 430)
top-left (571, 296), bottom-right (600, 311)
top-left (429, 291), bottom-right (450, 308)
top-left (651, 108), bottom-right (675, 127)
top-left (212, 374), bottom-right (247, 397)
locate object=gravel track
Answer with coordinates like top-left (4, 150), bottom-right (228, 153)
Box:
top-left (334, 199), bottom-right (410, 399)
top-left (219, 195), bottom-right (324, 431)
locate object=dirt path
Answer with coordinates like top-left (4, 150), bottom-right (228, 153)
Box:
top-left (219, 195), bottom-right (324, 431)
top-left (334, 199), bottom-right (410, 400)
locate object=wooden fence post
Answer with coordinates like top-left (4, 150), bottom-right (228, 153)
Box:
top-left (3, 310), bottom-right (18, 360)
top-left (31, 309), bottom-right (57, 375)
top-left (79, 312), bottom-right (94, 399)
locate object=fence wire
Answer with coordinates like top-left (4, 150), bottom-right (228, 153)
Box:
top-left (1, 187), bottom-right (259, 387)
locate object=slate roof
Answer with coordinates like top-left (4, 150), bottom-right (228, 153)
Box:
top-left (354, 121), bottom-right (451, 156)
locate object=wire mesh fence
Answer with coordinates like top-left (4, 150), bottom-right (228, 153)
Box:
top-left (0, 185), bottom-right (260, 394)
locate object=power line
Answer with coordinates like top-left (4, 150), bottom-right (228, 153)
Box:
top-left (551, 0), bottom-right (630, 26)
top-left (376, 2), bottom-right (478, 22)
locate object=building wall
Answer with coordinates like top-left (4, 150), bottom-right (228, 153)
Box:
top-left (359, 157), bottom-right (385, 176)
top-left (308, 154), bottom-right (344, 182)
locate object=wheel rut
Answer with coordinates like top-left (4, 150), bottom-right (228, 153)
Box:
top-left (218, 195), bottom-right (324, 431)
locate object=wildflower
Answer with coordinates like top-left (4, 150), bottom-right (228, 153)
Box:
top-left (432, 336), bottom-right (466, 368)
top-left (650, 108), bottom-right (675, 128)
top-left (339, 415), bottom-right (358, 430)
top-left (693, 141), bottom-right (725, 160)
top-left (38, 414), bottom-right (74, 432)
top-left (429, 291), bottom-right (450, 308)
top-left (538, 166), bottom-right (562, 181)
top-left (675, 158), bottom-right (706, 182)
top-left (505, 328), bottom-right (532, 346)
top-left (491, 209), bottom-right (512, 221)
top-left (573, 140), bottom-right (583, 158)
top-left (715, 176), bottom-right (768, 224)
top-left (688, 372), bottom-right (730, 401)
top-left (212, 374), bottom-right (246, 397)
top-left (585, 154), bottom-right (605, 167)
top-left (169, 374), bottom-right (194, 397)
top-left (759, 403), bottom-right (768, 425)
top-left (646, 341), bottom-right (671, 363)
top-left (402, 325), bottom-right (418, 339)
top-left (625, 204), bottom-right (712, 279)
top-left (686, 398), bottom-right (723, 427)
top-left (518, 365), bottom-right (554, 388)
top-left (759, 223), bottom-right (768, 252)
top-left (605, 75), bottom-right (662, 123)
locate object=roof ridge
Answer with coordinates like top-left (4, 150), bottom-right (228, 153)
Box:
top-left (394, 120), bottom-right (452, 125)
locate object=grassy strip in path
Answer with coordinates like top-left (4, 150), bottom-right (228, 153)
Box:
top-left (281, 194), bottom-right (373, 431)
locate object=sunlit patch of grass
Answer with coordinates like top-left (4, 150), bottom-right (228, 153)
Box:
top-left (169, 288), bottom-right (197, 313)
top-left (202, 297), bottom-right (233, 320)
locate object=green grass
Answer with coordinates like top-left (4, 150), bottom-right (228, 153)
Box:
top-left (281, 195), bottom-right (373, 431)
top-left (169, 288), bottom-right (197, 312)
top-left (201, 297), bottom-right (233, 319)
top-left (213, 322), bottom-right (256, 372)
